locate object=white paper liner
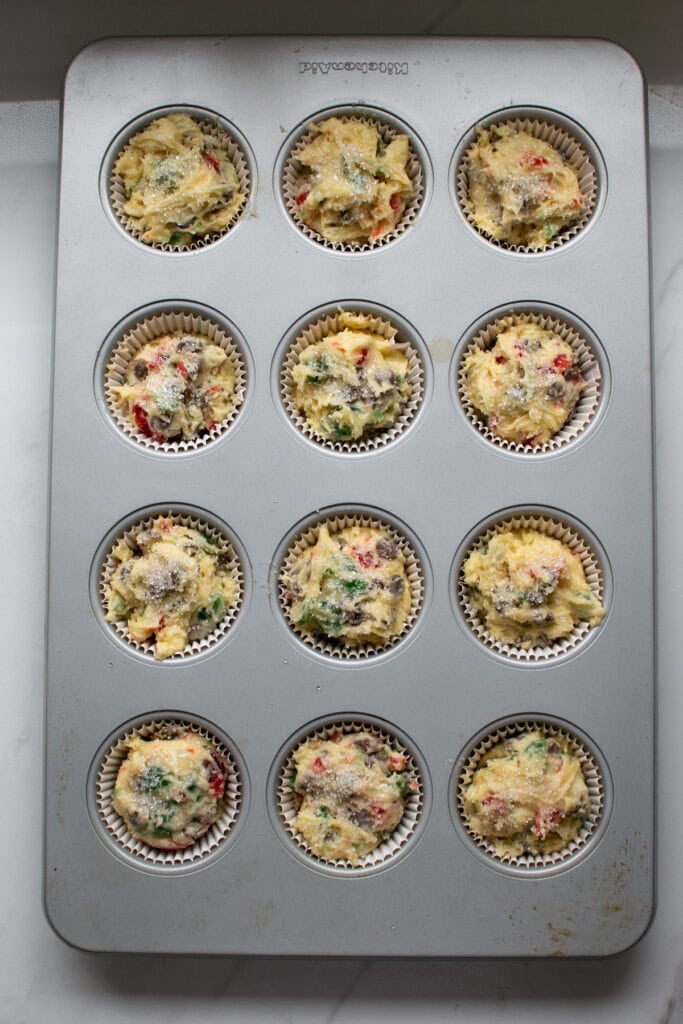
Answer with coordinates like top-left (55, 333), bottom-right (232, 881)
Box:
top-left (277, 719), bottom-right (423, 870)
top-left (279, 512), bottom-right (424, 659)
top-left (96, 717), bottom-right (242, 866)
top-left (280, 309), bottom-right (425, 452)
top-left (457, 719), bottom-right (604, 869)
top-left (99, 510), bottom-right (243, 660)
top-left (282, 112), bottom-right (424, 252)
top-left (458, 513), bottom-right (605, 662)
top-left (104, 310), bottom-right (247, 453)
top-left (456, 115), bottom-right (598, 253)
top-left (109, 111), bottom-right (250, 252)
top-left (457, 311), bottom-right (601, 453)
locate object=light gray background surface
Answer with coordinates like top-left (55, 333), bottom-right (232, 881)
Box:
top-left (1, 10), bottom-right (682, 1021)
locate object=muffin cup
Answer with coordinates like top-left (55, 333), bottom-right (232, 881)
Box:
top-left (457, 512), bottom-right (605, 662)
top-left (108, 109), bottom-right (250, 252)
top-left (456, 718), bottom-right (604, 870)
top-left (280, 308), bottom-right (425, 452)
top-left (277, 719), bottom-right (423, 870)
top-left (100, 510), bottom-right (244, 660)
top-left (96, 717), bottom-right (242, 867)
top-left (457, 309), bottom-right (602, 454)
top-left (104, 309), bottom-right (247, 453)
top-left (456, 113), bottom-right (598, 253)
top-left (279, 511), bottom-right (425, 659)
top-left (282, 110), bottom-right (424, 252)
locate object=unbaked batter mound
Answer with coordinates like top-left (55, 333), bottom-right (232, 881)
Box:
top-left (461, 729), bottom-right (590, 858)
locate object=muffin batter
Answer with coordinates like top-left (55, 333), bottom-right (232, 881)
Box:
top-left (111, 331), bottom-right (237, 442)
top-left (281, 524), bottom-right (412, 647)
top-left (466, 124), bottom-right (586, 248)
top-left (462, 528), bottom-right (604, 648)
top-left (113, 726), bottom-right (228, 849)
top-left (463, 322), bottom-right (585, 446)
top-left (292, 312), bottom-right (412, 441)
top-left (104, 516), bottom-right (239, 659)
top-left (293, 117), bottom-right (413, 244)
top-left (461, 729), bottom-right (591, 857)
top-left (114, 113), bottom-right (244, 246)
top-left (291, 730), bottom-right (418, 863)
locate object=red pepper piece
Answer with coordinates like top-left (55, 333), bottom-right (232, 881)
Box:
top-left (203, 152), bottom-right (221, 173)
top-left (209, 769), bottom-right (226, 799)
top-left (495, 355), bottom-right (507, 364)
top-left (175, 360), bottom-right (188, 378)
top-left (389, 192), bottom-right (401, 212)
top-left (312, 756), bottom-right (326, 774)
top-left (482, 795), bottom-right (509, 818)
top-left (356, 347), bottom-right (369, 366)
top-left (387, 752), bottom-right (406, 771)
top-left (553, 354), bottom-right (572, 371)
top-left (353, 548), bottom-right (377, 569)
top-left (132, 403), bottom-right (153, 437)
top-left (296, 189), bottom-right (310, 206)
top-left (368, 802), bottom-right (386, 819)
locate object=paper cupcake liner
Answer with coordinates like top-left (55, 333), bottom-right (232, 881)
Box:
top-left (109, 110), bottom-right (250, 252)
top-left (279, 512), bottom-right (425, 659)
top-left (277, 719), bottom-right (423, 870)
top-left (458, 513), bottom-right (605, 662)
top-left (99, 510), bottom-right (244, 660)
top-left (456, 114), bottom-right (598, 253)
top-left (280, 309), bottom-right (425, 452)
top-left (103, 310), bottom-right (247, 453)
top-left (456, 719), bottom-right (604, 870)
top-left (282, 111), bottom-right (424, 252)
top-left (457, 310), bottom-right (601, 453)
top-left (96, 717), bottom-right (242, 867)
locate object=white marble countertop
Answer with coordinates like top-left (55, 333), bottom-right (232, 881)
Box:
top-left (1, 84), bottom-right (682, 1020)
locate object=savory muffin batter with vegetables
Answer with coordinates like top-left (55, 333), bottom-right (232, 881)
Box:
top-left (463, 321), bottom-right (585, 446)
top-left (113, 726), bottom-right (228, 849)
top-left (111, 331), bottom-right (237, 443)
top-left (104, 516), bottom-right (239, 659)
top-left (292, 311), bottom-right (412, 442)
top-left (282, 524), bottom-right (412, 647)
top-left (291, 730), bottom-right (418, 863)
top-left (462, 528), bottom-right (604, 648)
top-left (114, 113), bottom-right (244, 246)
top-left (466, 124), bottom-right (586, 248)
top-left (461, 729), bottom-right (591, 857)
top-left (293, 117), bottom-right (413, 244)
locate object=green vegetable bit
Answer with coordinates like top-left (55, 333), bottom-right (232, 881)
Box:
top-left (524, 739), bottom-right (548, 758)
top-left (315, 806), bottom-right (331, 818)
top-left (297, 598), bottom-right (343, 636)
top-left (138, 764), bottom-right (169, 792)
top-left (168, 231), bottom-right (185, 246)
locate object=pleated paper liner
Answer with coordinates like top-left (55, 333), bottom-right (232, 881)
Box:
top-left (280, 308), bottom-right (425, 452)
top-left (99, 510), bottom-right (243, 660)
top-left (108, 107), bottom-right (251, 252)
top-left (456, 112), bottom-right (599, 253)
top-left (277, 719), bottom-right (423, 871)
top-left (456, 718), bottom-right (604, 870)
top-left (96, 717), bottom-right (242, 867)
top-left (457, 512), bottom-right (605, 662)
top-left (279, 511), bottom-right (425, 659)
top-left (282, 109), bottom-right (424, 252)
top-left (104, 309), bottom-right (247, 453)
top-left (457, 309), bottom-right (602, 454)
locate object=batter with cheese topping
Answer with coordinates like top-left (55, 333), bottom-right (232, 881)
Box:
top-left (291, 730), bottom-right (418, 863)
top-left (113, 726), bottom-right (228, 849)
top-left (462, 528), bottom-right (605, 648)
top-left (111, 331), bottom-right (237, 442)
top-left (292, 312), bottom-right (412, 442)
top-left (114, 113), bottom-right (244, 246)
top-left (104, 516), bottom-right (239, 659)
top-left (293, 117), bottom-right (413, 244)
top-left (461, 730), bottom-right (591, 857)
top-left (466, 124), bottom-right (586, 248)
top-left (463, 322), bottom-right (584, 446)
top-left (282, 524), bottom-right (412, 647)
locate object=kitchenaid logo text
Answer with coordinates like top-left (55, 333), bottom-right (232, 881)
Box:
top-left (299, 61), bottom-right (409, 76)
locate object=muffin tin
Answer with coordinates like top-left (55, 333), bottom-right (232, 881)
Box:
top-left (45, 37), bottom-right (654, 956)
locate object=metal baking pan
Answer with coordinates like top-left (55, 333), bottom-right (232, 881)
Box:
top-left (44, 36), bottom-right (654, 956)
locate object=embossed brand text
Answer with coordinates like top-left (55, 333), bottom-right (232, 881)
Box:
top-left (299, 61), bottom-right (409, 76)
